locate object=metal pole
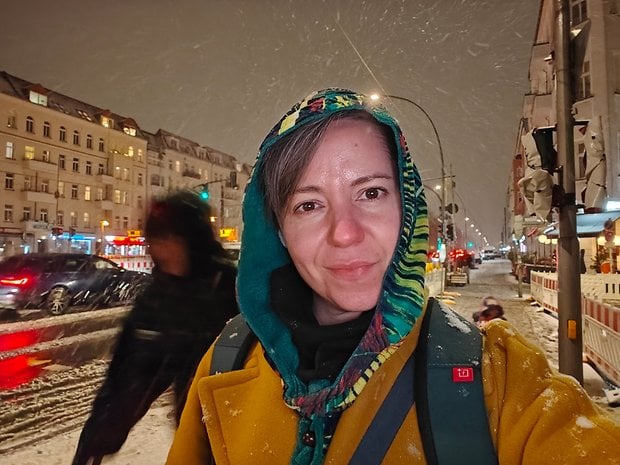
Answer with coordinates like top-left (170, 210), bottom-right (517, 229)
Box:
top-left (220, 183), bottom-right (225, 234)
top-left (383, 94), bottom-right (447, 256)
top-left (555, 0), bottom-right (583, 384)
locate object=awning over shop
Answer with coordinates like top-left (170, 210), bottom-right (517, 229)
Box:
top-left (546, 211), bottom-right (620, 237)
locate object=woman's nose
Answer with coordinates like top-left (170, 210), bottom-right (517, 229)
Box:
top-left (327, 207), bottom-right (365, 247)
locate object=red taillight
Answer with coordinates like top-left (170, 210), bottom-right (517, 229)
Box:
top-left (0, 276), bottom-right (31, 286)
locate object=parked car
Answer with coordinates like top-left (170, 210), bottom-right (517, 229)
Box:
top-left (0, 253), bottom-right (150, 315)
top-left (222, 241), bottom-right (241, 264)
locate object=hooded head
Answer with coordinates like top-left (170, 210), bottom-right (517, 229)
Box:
top-left (145, 189), bottom-right (227, 276)
top-left (238, 89), bottom-right (428, 417)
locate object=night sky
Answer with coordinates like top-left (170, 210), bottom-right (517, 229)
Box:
top-left (0, 0), bottom-right (540, 244)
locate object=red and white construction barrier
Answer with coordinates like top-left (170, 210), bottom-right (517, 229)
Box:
top-left (530, 271), bottom-right (620, 386)
top-left (109, 255), bottom-right (155, 274)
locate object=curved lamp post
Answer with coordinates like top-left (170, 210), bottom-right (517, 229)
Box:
top-left (370, 93), bottom-right (447, 254)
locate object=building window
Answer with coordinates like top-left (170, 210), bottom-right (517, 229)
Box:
top-left (86, 134), bottom-right (93, 149)
top-left (124, 125), bottom-right (136, 136)
top-left (127, 146), bottom-right (134, 157)
top-left (570, 0), bottom-right (588, 26)
top-left (122, 216), bottom-right (129, 230)
top-left (85, 185), bottom-right (91, 201)
top-left (59, 126), bottom-right (67, 142)
top-left (40, 208), bottom-right (49, 222)
top-left (85, 161), bottom-right (92, 175)
top-left (71, 184), bottom-right (78, 199)
top-left (23, 207), bottom-right (31, 221)
top-left (72, 157), bottom-right (79, 172)
top-left (576, 60), bottom-right (592, 101)
top-left (98, 163), bottom-right (105, 175)
top-left (578, 143), bottom-right (586, 179)
top-left (137, 149), bottom-right (143, 162)
top-left (57, 181), bottom-right (64, 197)
top-left (73, 130), bottom-right (80, 146)
top-left (96, 187), bottom-right (103, 201)
top-left (7, 114), bottom-right (17, 129)
top-left (24, 176), bottom-right (31, 191)
top-left (137, 173), bottom-right (143, 185)
top-left (5, 173), bottom-right (14, 190)
top-left (137, 195), bottom-right (143, 208)
top-left (59, 154), bottom-right (66, 169)
top-left (70, 211), bottom-right (77, 227)
top-left (4, 205), bottom-right (14, 223)
top-left (175, 160), bottom-right (181, 173)
top-left (24, 146), bottom-right (35, 160)
top-left (26, 116), bottom-right (34, 133)
top-left (42, 150), bottom-right (50, 162)
top-left (43, 121), bottom-right (51, 138)
top-left (41, 180), bottom-right (49, 193)
top-left (98, 138), bottom-right (105, 152)
top-left (114, 216), bottom-right (120, 229)
top-left (84, 212), bottom-right (90, 227)
top-left (122, 191), bottom-right (128, 205)
top-left (57, 210), bottom-right (64, 226)
top-left (122, 168), bottom-right (129, 181)
top-left (5, 141), bottom-right (14, 159)
top-left (29, 91), bottom-right (47, 106)
top-left (114, 189), bottom-right (121, 204)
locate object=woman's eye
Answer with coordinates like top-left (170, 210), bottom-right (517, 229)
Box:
top-left (363, 187), bottom-right (383, 200)
top-left (295, 201), bottom-right (317, 213)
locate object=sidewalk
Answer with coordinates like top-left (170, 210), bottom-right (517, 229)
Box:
top-left (447, 260), bottom-right (620, 423)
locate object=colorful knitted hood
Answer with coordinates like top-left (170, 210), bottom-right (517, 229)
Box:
top-left (237, 89), bottom-right (428, 464)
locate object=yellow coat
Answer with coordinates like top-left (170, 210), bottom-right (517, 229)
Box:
top-left (166, 318), bottom-right (620, 465)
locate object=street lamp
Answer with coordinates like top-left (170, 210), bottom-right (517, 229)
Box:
top-left (99, 219), bottom-right (109, 255)
top-left (370, 93), bottom-right (447, 247)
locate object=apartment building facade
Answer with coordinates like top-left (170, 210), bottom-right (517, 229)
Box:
top-left (508, 0), bottom-right (620, 241)
top-left (0, 71), bottom-right (248, 257)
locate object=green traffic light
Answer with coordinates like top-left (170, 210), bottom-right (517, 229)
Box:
top-left (200, 190), bottom-right (210, 200)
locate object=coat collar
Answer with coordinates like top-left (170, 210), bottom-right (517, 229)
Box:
top-left (197, 309), bottom-right (425, 465)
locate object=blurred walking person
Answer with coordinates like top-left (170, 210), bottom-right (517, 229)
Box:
top-left (71, 190), bottom-right (238, 465)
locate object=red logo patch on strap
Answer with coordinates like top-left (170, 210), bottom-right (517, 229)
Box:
top-left (452, 367), bottom-right (474, 383)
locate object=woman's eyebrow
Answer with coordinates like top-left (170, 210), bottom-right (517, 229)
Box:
top-left (293, 173), bottom-right (394, 194)
top-left (351, 174), bottom-right (394, 187)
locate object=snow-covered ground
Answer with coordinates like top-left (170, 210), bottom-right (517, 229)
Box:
top-left (2, 393), bottom-right (175, 465)
top-left (1, 259), bottom-right (618, 464)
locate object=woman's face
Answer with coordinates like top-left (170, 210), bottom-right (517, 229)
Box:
top-left (280, 117), bottom-right (402, 325)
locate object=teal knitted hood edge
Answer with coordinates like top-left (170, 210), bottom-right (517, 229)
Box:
top-left (237, 88), bottom-right (429, 415)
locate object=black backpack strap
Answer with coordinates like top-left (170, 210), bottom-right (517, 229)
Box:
top-left (415, 297), bottom-right (498, 465)
top-left (209, 314), bottom-right (256, 375)
top-left (348, 350), bottom-right (415, 465)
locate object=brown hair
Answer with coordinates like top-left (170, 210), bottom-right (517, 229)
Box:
top-left (258, 110), bottom-right (398, 224)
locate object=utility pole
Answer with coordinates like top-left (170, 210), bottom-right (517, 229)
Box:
top-left (555, 0), bottom-right (583, 384)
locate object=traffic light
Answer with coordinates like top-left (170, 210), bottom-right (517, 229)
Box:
top-left (200, 186), bottom-right (210, 201)
top-left (446, 224), bottom-right (455, 241)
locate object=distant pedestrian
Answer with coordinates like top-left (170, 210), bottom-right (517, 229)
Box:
top-left (580, 249), bottom-right (587, 274)
top-left (473, 295), bottom-right (499, 323)
top-left (71, 190), bottom-right (238, 465)
top-left (476, 304), bottom-right (506, 328)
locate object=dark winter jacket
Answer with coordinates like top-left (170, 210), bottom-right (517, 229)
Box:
top-left (72, 261), bottom-right (238, 465)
